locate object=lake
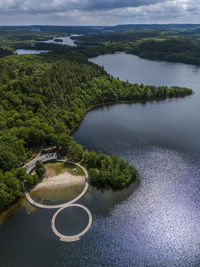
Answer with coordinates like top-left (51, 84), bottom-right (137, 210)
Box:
top-left (0, 53), bottom-right (199, 267)
top-left (16, 49), bottom-right (50, 55)
top-left (38, 36), bottom-right (77, 47)
top-left (15, 36), bottom-right (76, 55)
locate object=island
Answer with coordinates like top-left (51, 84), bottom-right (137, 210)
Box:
top-left (53, 38), bottom-right (63, 43)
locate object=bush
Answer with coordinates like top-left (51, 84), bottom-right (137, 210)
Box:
top-left (35, 161), bottom-right (46, 179)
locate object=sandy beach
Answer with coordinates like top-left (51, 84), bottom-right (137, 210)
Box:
top-left (32, 172), bottom-right (85, 190)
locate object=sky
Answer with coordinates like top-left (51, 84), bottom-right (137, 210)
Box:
top-left (0, 0), bottom-right (200, 26)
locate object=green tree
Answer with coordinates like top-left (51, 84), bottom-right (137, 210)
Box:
top-left (68, 141), bottom-right (83, 162)
top-left (35, 161), bottom-right (46, 179)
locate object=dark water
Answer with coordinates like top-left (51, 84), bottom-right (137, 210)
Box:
top-left (0, 53), bottom-right (200, 267)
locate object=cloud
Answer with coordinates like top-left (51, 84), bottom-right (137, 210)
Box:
top-left (0, 0), bottom-right (165, 14)
top-left (0, 0), bottom-right (200, 25)
top-left (77, 0), bottom-right (163, 10)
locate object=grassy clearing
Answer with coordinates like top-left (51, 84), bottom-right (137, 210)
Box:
top-left (44, 162), bottom-right (84, 178)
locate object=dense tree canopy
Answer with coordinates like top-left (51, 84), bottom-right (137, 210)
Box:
top-left (35, 161), bottom-right (46, 178)
top-left (0, 47), bottom-right (13, 59)
top-left (129, 38), bottom-right (200, 65)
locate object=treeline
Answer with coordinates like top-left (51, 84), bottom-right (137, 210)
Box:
top-left (0, 53), bottom-right (192, 211)
top-left (58, 140), bottom-right (138, 189)
top-left (75, 31), bottom-right (200, 66)
top-left (0, 47), bottom-right (13, 59)
top-left (0, 29), bottom-right (63, 58)
top-left (0, 167), bottom-right (39, 210)
top-left (75, 29), bottom-right (161, 46)
top-left (13, 31), bottom-right (200, 66)
top-left (129, 38), bottom-right (200, 65)
top-left (86, 153), bottom-right (137, 189)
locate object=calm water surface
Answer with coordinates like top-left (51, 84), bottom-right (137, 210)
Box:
top-left (16, 49), bottom-right (50, 55)
top-left (38, 36), bottom-right (76, 46)
top-left (0, 53), bottom-right (200, 267)
top-left (15, 36), bottom-right (76, 55)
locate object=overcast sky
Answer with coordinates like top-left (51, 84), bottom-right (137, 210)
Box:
top-left (0, 0), bottom-right (199, 26)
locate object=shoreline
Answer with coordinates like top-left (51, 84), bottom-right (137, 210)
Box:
top-left (32, 171), bottom-right (85, 191)
top-left (71, 94), bottom-right (193, 134)
top-left (0, 170), bottom-right (85, 224)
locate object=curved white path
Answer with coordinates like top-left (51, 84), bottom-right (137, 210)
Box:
top-left (24, 153), bottom-right (92, 242)
top-left (51, 204), bottom-right (92, 242)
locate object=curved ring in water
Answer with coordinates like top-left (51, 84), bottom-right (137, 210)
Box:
top-left (24, 154), bottom-right (92, 242)
top-left (51, 204), bottom-right (92, 242)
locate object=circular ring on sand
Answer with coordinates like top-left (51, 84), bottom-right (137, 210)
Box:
top-left (51, 204), bottom-right (92, 242)
top-left (25, 160), bottom-right (89, 209)
top-left (24, 154), bottom-right (92, 242)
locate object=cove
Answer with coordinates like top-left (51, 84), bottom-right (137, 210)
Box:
top-left (15, 36), bottom-right (76, 55)
top-left (38, 35), bottom-right (77, 46)
top-left (0, 53), bottom-right (199, 267)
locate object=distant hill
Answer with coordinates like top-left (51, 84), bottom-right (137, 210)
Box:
top-left (1, 24), bottom-right (200, 35)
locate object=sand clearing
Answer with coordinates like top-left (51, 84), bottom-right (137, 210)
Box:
top-left (32, 172), bottom-right (85, 190)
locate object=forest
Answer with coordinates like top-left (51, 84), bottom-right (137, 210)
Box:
top-left (0, 47), bottom-right (13, 59)
top-left (128, 38), bottom-right (200, 65)
top-left (2, 26), bottom-right (200, 65)
top-left (75, 30), bottom-right (200, 66)
top-left (0, 27), bottom-right (194, 212)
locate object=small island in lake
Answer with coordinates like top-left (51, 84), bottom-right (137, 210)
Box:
top-left (53, 38), bottom-right (63, 43)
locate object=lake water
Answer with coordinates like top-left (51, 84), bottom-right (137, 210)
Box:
top-left (16, 49), bottom-right (50, 55)
top-left (0, 53), bottom-right (199, 267)
top-left (15, 36), bottom-right (76, 55)
top-left (38, 36), bottom-right (76, 47)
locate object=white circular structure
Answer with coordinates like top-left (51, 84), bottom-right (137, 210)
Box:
top-left (51, 204), bottom-right (92, 242)
top-left (24, 154), bottom-right (92, 242)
